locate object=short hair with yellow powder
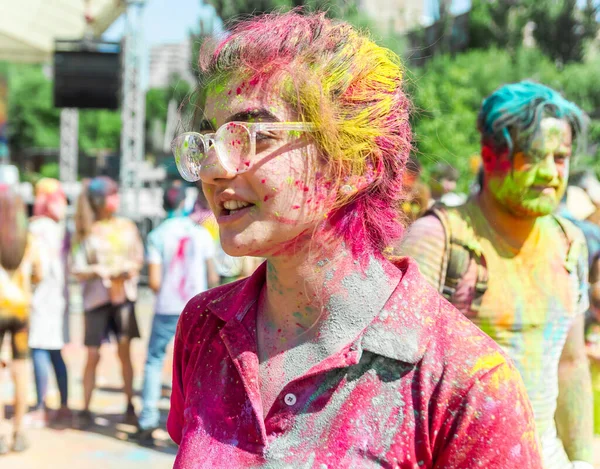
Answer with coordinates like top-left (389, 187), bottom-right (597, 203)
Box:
top-left (195, 11), bottom-right (412, 255)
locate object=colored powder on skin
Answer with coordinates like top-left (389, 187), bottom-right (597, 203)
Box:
top-left (198, 12), bottom-right (412, 256)
top-left (488, 118), bottom-right (571, 217)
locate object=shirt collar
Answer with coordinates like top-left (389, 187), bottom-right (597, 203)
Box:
top-left (206, 256), bottom-right (436, 366)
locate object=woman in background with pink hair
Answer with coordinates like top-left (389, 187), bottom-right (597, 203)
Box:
top-left (28, 178), bottom-right (71, 427)
top-left (167, 11), bottom-right (542, 468)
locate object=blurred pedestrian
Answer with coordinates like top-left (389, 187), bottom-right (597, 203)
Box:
top-left (0, 185), bottom-right (42, 454)
top-left (399, 155), bottom-right (430, 224)
top-left (28, 178), bottom-right (71, 427)
top-left (429, 162), bottom-right (466, 207)
top-left (136, 182), bottom-right (218, 445)
top-left (72, 176), bottom-right (143, 428)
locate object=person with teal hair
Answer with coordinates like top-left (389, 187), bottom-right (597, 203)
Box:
top-left (400, 81), bottom-right (594, 469)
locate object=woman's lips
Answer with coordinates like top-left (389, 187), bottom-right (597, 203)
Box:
top-left (217, 204), bottom-right (255, 224)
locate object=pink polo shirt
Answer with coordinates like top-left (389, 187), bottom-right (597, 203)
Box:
top-left (168, 257), bottom-right (542, 469)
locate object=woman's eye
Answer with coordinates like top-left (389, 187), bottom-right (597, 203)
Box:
top-left (256, 131), bottom-right (277, 141)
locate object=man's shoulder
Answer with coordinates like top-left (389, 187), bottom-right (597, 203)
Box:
top-left (551, 213), bottom-right (588, 246)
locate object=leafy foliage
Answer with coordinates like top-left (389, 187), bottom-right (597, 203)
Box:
top-left (468, 0), bottom-right (599, 64)
top-left (409, 47), bottom-right (600, 190)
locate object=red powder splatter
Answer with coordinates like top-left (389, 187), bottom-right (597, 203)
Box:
top-left (292, 205), bottom-right (300, 209)
top-left (264, 195), bottom-right (270, 202)
top-left (261, 179), bottom-right (266, 184)
top-left (303, 187), bottom-right (309, 192)
top-left (236, 87), bottom-right (242, 95)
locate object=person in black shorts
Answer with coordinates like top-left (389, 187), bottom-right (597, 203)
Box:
top-left (72, 177), bottom-right (144, 428)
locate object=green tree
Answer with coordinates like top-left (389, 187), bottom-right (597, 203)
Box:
top-left (529, 0), bottom-right (599, 64)
top-left (468, 0), bottom-right (528, 52)
top-left (468, 0), bottom-right (599, 64)
top-left (7, 64), bottom-right (61, 154)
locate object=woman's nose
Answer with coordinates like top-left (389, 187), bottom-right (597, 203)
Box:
top-left (199, 145), bottom-right (237, 185)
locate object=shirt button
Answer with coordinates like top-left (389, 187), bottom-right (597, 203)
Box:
top-left (284, 393), bottom-right (297, 406)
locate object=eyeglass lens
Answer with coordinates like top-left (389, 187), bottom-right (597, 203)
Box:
top-left (215, 123), bottom-right (253, 173)
top-left (175, 134), bottom-right (205, 182)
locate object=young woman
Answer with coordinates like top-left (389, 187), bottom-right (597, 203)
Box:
top-left (0, 185), bottom-right (42, 454)
top-left (72, 176), bottom-right (143, 427)
top-left (28, 178), bottom-right (71, 426)
top-left (167, 12), bottom-right (543, 468)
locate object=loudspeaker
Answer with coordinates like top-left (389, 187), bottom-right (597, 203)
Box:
top-left (53, 40), bottom-right (121, 110)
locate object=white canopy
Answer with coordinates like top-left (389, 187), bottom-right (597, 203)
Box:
top-left (0, 0), bottom-right (125, 63)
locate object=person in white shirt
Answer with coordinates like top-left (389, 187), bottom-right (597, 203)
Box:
top-left (28, 179), bottom-right (71, 427)
top-left (136, 182), bottom-right (218, 445)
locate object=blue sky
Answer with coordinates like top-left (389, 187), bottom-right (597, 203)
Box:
top-left (102, 0), bottom-right (221, 88)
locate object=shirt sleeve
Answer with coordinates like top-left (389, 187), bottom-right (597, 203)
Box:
top-left (167, 315), bottom-right (186, 445)
top-left (433, 360), bottom-right (543, 469)
top-left (397, 215), bottom-right (447, 292)
top-left (146, 229), bottom-right (162, 265)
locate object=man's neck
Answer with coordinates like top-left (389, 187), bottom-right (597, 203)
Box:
top-left (478, 188), bottom-right (538, 248)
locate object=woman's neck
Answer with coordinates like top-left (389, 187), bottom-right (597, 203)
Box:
top-left (478, 187), bottom-right (537, 248)
top-left (258, 232), bottom-right (379, 356)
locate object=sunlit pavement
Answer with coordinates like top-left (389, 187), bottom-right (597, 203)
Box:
top-left (0, 286), bottom-right (175, 469)
top-left (2, 286), bottom-right (600, 468)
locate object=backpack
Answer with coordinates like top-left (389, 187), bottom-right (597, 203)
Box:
top-left (429, 204), bottom-right (581, 314)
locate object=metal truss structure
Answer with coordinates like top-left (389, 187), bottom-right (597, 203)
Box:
top-left (119, 0), bottom-right (146, 216)
top-left (59, 108), bottom-right (79, 183)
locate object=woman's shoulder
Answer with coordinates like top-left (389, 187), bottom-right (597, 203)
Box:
top-left (385, 260), bottom-right (516, 383)
top-left (176, 277), bottom-right (253, 342)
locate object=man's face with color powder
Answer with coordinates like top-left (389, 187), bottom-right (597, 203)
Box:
top-left (485, 117), bottom-right (572, 218)
top-left (199, 76), bottom-right (335, 258)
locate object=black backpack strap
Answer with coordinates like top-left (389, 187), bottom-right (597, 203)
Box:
top-left (428, 204), bottom-right (488, 313)
top-left (552, 215), bottom-right (582, 273)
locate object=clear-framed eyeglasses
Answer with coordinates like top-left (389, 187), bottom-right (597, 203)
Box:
top-left (171, 121), bottom-right (316, 182)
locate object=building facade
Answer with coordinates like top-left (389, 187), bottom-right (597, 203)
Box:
top-left (148, 40), bottom-right (196, 89)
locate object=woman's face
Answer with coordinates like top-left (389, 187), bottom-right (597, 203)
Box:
top-left (47, 194), bottom-right (67, 221)
top-left (104, 193), bottom-right (120, 215)
top-left (199, 77), bottom-right (335, 257)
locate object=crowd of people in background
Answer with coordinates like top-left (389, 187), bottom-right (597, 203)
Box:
top-left (0, 174), bottom-right (262, 453)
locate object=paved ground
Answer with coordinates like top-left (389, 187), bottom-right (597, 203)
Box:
top-left (2, 286), bottom-right (600, 468)
top-left (0, 286), bottom-right (175, 469)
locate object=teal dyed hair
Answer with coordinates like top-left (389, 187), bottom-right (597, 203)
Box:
top-left (478, 81), bottom-right (586, 157)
